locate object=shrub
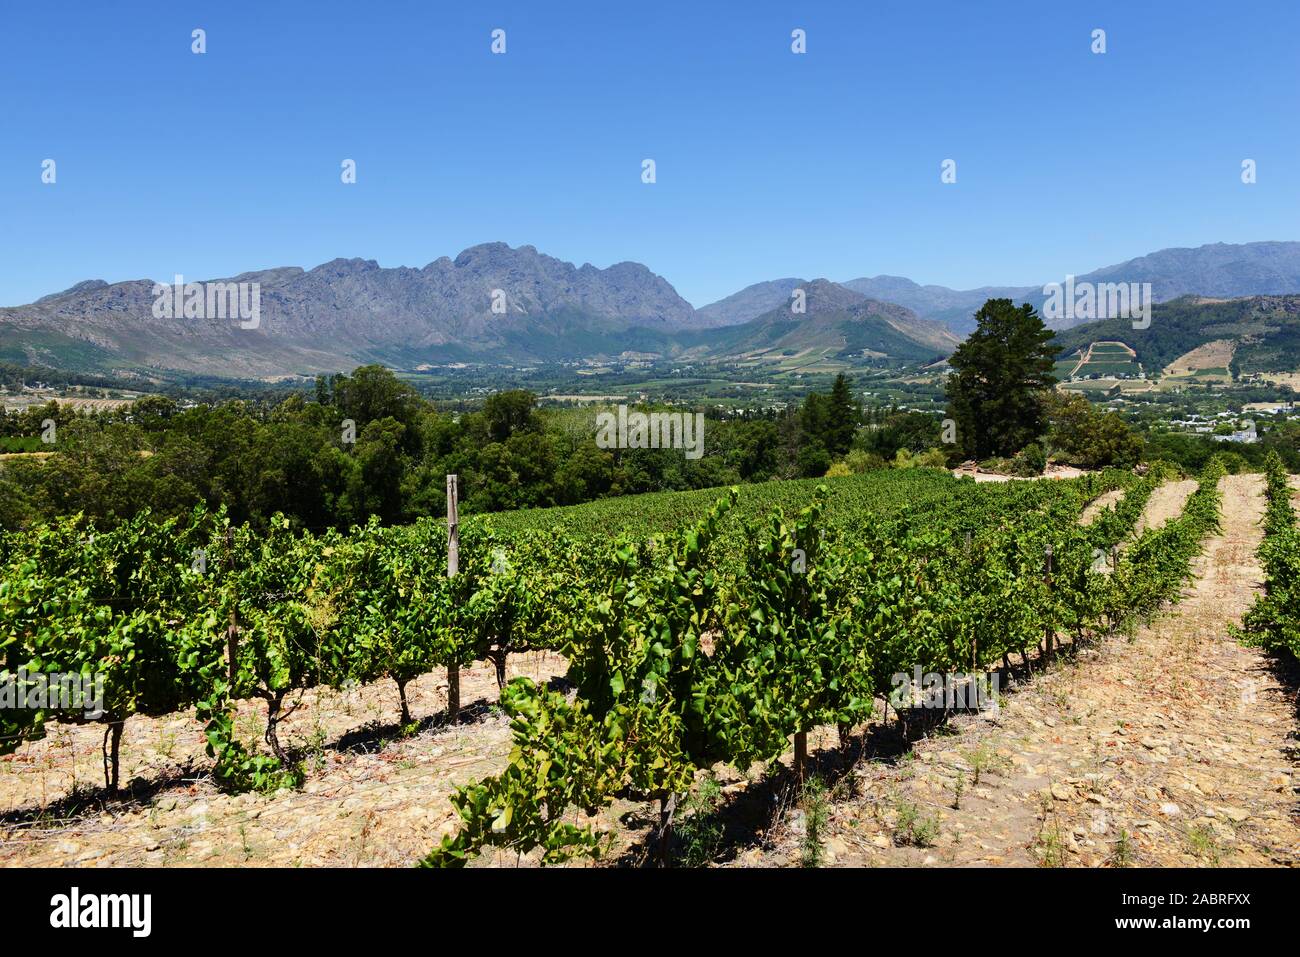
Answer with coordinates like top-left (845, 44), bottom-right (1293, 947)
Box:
top-left (844, 449), bottom-right (886, 474)
top-left (895, 448), bottom-right (949, 470)
top-left (1214, 451), bottom-right (1249, 475)
top-left (1045, 392), bottom-right (1142, 469)
top-left (1012, 443), bottom-right (1047, 477)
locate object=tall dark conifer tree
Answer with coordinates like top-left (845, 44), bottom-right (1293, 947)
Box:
top-left (825, 373), bottom-right (859, 457)
top-left (945, 299), bottom-right (1058, 460)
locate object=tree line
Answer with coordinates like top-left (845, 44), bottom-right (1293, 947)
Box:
top-left (0, 366), bottom-right (918, 531)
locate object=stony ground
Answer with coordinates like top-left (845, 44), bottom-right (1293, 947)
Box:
top-left (0, 654), bottom-right (567, 866)
top-left (1, 476), bottom-right (1296, 868)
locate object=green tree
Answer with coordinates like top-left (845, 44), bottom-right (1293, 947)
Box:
top-left (796, 393), bottom-right (831, 476)
top-left (481, 390), bottom-right (542, 443)
top-left (344, 418), bottom-right (408, 522)
top-left (856, 409), bottom-right (940, 459)
top-left (945, 299), bottom-right (1058, 459)
top-left (0, 476), bottom-right (36, 529)
top-left (332, 366), bottom-right (424, 454)
top-left (724, 419), bottom-right (781, 480)
top-left (825, 374), bottom-right (859, 457)
top-left (1045, 392), bottom-right (1143, 469)
top-left (554, 442), bottom-right (614, 505)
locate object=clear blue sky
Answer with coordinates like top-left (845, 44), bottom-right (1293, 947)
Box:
top-left (2, 0), bottom-right (1297, 308)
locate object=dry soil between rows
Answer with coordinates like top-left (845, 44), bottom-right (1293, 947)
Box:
top-left (0, 655), bottom-right (566, 866)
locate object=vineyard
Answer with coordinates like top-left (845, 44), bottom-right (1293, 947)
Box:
top-left (0, 457), bottom-right (1286, 866)
top-left (1239, 451), bottom-right (1300, 660)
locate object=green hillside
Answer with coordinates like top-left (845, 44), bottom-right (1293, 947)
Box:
top-left (1050, 295), bottom-right (1300, 377)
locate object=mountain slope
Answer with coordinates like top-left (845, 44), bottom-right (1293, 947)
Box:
top-left (696, 279), bottom-right (959, 364)
top-left (11, 239), bottom-right (1299, 380)
top-left (1080, 242), bottom-right (1300, 302)
top-left (694, 278), bottom-right (805, 327)
top-left (839, 276), bottom-right (1038, 332)
top-left (0, 247), bottom-right (960, 378)
top-left (1050, 294), bottom-right (1300, 377)
top-left (0, 244), bottom-right (698, 376)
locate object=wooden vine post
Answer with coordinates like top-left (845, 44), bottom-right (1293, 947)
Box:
top-left (446, 474), bottom-right (461, 722)
top-left (655, 792), bottom-right (678, 867)
top-left (967, 531), bottom-right (976, 673)
top-left (1043, 543), bottom-right (1055, 661)
top-left (225, 526), bottom-right (239, 687)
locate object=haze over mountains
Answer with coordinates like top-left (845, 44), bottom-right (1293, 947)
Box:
top-left (2, 241), bottom-right (1299, 380)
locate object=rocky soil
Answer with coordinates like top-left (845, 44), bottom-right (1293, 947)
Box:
top-left (0, 655), bottom-right (566, 866)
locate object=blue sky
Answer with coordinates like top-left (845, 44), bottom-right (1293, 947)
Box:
top-left (2, 0), bottom-right (1297, 308)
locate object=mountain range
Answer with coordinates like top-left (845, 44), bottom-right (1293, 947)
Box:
top-left (0, 244), bottom-right (954, 378)
top-left (709, 242), bottom-right (1300, 334)
top-left (0, 245), bottom-right (695, 378)
top-left (2, 241), bottom-right (1299, 380)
